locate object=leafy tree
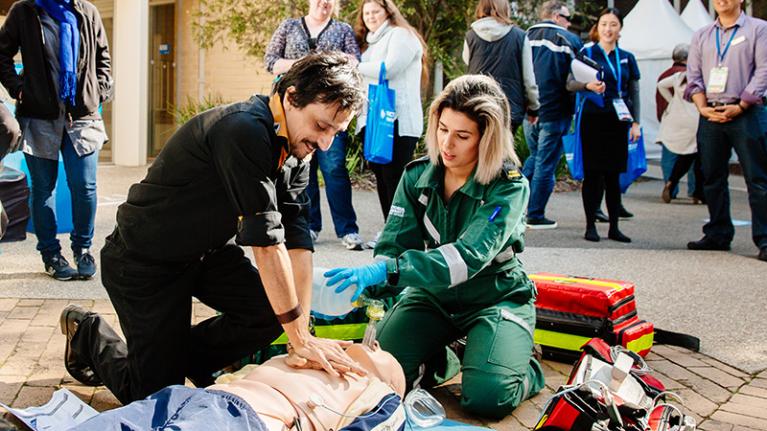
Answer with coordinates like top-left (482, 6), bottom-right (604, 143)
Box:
top-left (192, 0), bottom-right (474, 81)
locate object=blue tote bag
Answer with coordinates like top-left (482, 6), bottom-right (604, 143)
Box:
top-left (619, 130), bottom-right (647, 192)
top-left (562, 93), bottom-right (586, 181)
top-left (364, 63), bottom-right (396, 164)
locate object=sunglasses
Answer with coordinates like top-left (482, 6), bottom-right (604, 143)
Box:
top-left (559, 13), bottom-right (571, 21)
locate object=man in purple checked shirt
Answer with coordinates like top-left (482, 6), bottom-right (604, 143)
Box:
top-left (684, 0), bottom-right (767, 262)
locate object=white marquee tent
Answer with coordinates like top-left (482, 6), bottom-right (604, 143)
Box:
top-left (619, 0), bottom-right (695, 159)
top-left (681, 0), bottom-right (714, 31)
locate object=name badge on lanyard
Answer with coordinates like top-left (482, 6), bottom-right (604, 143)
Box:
top-left (709, 26), bottom-right (739, 94)
top-left (599, 45), bottom-right (633, 122)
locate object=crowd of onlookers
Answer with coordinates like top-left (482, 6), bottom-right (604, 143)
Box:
top-left (260, 0), bottom-right (766, 262)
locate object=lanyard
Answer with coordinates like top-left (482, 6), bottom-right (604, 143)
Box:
top-left (715, 26), bottom-right (739, 65)
top-left (597, 44), bottom-right (622, 92)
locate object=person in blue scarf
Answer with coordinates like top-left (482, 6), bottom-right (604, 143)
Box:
top-left (0, 0), bottom-right (113, 280)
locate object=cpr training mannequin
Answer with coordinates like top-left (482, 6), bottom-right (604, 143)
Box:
top-left (72, 343), bottom-right (406, 431)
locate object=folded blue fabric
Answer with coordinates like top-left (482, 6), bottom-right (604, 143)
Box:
top-left (71, 385), bottom-right (267, 431)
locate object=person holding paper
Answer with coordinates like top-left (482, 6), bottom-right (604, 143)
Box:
top-left (567, 7), bottom-right (641, 243)
top-left (684, 0), bottom-right (767, 263)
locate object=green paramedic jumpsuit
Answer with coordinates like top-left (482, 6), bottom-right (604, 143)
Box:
top-left (374, 157), bottom-right (545, 419)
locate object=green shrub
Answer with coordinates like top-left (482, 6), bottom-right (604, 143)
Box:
top-left (172, 94), bottom-right (227, 125)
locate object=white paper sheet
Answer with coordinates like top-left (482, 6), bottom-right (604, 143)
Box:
top-left (0, 388), bottom-right (98, 431)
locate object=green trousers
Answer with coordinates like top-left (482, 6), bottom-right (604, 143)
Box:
top-left (376, 289), bottom-right (545, 419)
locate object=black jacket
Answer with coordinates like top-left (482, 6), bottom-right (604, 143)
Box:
top-left (466, 26), bottom-right (527, 125)
top-left (0, 0), bottom-right (113, 120)
top-left (116, 95), bottom-right (313, 263)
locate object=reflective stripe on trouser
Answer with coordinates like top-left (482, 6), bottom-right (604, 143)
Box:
top-left (375, 290), bottom-right (545, 419)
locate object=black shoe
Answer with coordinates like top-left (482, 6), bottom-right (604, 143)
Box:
top-left (526, 217), bottom-right (558, 230)
top-left (594, 209), bottom-right (609, 223)
top-left (619, 206), bottom-right (634, 219)
top-left (608, 228), bottom-right (632, 243)
top-left (44, 254), bottom-right (79, 281)
top-left (662, 182), bottom-right (673, 203)
top-left (758, 247), bottom-right (767, 262)
top-left (686, 237), bottom-right (731, 251)
top-left (60, 305), bottom-right (103, 386)
top-left (584, 225), bottom-right (600, 242)
top-left (74, 248), bottom-right (97, 280)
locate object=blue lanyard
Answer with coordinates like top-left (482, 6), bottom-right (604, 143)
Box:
top-left (597, 44), bottom-right (622, 93)
top-left (715, 26), bottom-right (739, 65)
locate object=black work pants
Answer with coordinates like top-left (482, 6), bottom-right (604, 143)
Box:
top-left (72, 230), bottom-right (282, 404)
top-left (363, 122), bottom-right (419, 221)
top-left (669, 152), bottom-right (705, 201)
top-left (697, 108), bottom-right (767, 248)
top-left (582, 169), bottom-right (622, 226)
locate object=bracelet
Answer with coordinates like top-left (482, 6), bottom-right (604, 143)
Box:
top-left (275, 303), bottom-right (303, 324)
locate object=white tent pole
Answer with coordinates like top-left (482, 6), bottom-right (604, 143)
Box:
top-left (608, 0), bottom-right (615, 7)
top-left (674, 0), bottom-right (681, 12)
top-left (708, 0), bottom-right (715, 17)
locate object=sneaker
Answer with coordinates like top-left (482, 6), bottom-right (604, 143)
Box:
top-left (526, 217), bottom-right (558, 230)
top-left (310, 230), bottom-right (319, 244)
top-left (44, 254), bottom-right (79, 281)
top-left (341, 232), bottom-right (364, 251)
top-left (74, 249), bottom-right (97, 280)
top-left (366, 231), bottom-right (382, 250)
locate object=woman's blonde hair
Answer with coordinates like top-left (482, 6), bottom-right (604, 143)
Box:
top-left (475, 0), bottom-right (513, 25)
top-left (353, 0), bottom-right (429, 87)
top-left (425, 75), bottom-right (519, 185)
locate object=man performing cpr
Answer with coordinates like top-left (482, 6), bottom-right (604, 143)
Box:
top-left (59, 52), bottom-right (367, 404)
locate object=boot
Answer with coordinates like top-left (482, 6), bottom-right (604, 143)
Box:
top-left (584, 224), bottom-right (600, 242)
top-left (608, 225), bottom-right (632, 243)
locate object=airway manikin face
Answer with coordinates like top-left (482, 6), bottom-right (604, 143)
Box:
top-left (363, 1), bottom-right (388, 34)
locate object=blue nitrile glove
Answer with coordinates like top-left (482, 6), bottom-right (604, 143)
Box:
top-left (324, 261), bottom-right (388, 302)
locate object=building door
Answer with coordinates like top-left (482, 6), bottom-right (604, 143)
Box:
top-left (148, 2), bottom-right (176, 157)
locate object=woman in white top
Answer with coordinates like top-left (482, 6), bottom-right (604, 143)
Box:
top-left (354, 0), bottom-right (428, 226)
top-left (657, 44), bottom-right (705, 204)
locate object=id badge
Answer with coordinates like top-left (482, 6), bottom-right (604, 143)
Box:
top-left (708, 66), bottom-right (728, 94)
top-left (612, 98), bottom-right (634, 122)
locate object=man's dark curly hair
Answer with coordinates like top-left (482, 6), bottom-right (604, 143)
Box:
top-left (273, 51), bottom-right (364, 114)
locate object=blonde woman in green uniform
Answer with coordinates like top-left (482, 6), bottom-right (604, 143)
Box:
top-left (325, 74), bottom-right (544, 419)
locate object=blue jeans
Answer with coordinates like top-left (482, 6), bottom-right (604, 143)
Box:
top-left (522, 118), bottom-right (570, 220)
top-left (25, 133), bottom-right (98, 259)
top-left (697, 108), bottom-right (767, 248)
top-left (660, 144), bottom-right (697, 198)
top-left (307, 132), bottom-right (359, 237)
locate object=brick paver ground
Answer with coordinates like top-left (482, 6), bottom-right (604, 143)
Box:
top-left (0, 299), bottom-right (765, 430)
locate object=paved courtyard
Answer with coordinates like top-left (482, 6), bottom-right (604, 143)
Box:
top-left (1, 164), bottom-right (766, 429)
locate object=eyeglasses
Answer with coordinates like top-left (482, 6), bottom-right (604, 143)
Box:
top-left (558, 13), bottom-right (572, 21)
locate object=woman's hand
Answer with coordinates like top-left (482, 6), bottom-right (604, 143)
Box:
top-left (630, 122), bottom-right (641, 142)
top-left (324, 261), bottom-right (388, 302)
top-left (586, 80), bottom-right (606, 94)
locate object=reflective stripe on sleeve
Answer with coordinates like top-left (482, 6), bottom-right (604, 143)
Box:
top-left (494, 245), bottom-right (516, 263)
top-left (438, 243), bottom-right (468, 287)
top-left (423, 214), bottom-right (441, 245)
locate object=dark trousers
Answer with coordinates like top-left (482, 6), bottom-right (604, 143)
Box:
top-left (697, 109), bottom-right (767, 248)
top-left (582, 169), bottom-right (622, 226)
top-left (362, 123), bottom-right (418, 221)
top-left (668, 152), bottom-right (705, 201)
top-left (72, 230), bottom-right (282, 404)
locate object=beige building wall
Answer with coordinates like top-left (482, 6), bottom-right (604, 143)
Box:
top-left (176, 0), bottom-right (274, 106)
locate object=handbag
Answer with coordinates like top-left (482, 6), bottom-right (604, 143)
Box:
top-left (619, 130), bottom-right (647, 193)
top-left (363, 63), bottom-right (396, 164)
top-left (562, 93), bottom-right (586, 181)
